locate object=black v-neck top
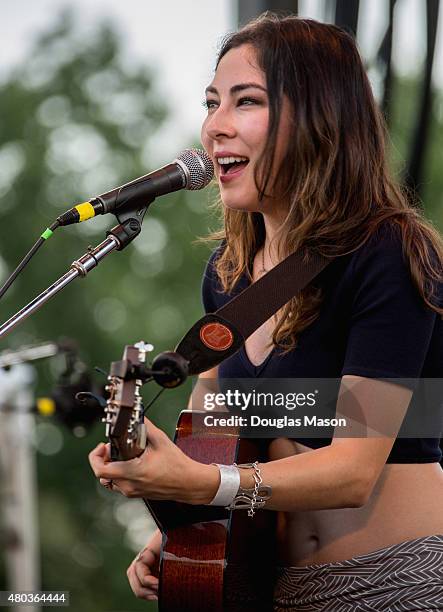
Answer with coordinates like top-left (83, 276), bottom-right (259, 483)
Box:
top-left (201, 223), bottom-right (443, 463)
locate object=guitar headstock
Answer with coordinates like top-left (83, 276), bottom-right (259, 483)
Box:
top-left (104, 341), bottom-right (153, 461)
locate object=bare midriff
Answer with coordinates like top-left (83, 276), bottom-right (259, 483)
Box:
top-left (238, 286), bottom-right (443, 567)
top-left (269, 439), bottom-right (443, 567)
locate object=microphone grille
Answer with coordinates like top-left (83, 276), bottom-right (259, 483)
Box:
top-left (176, 149), bottom-right (214, 190)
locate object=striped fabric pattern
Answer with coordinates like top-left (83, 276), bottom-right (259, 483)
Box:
top-left (274, 534), bottom-right (443, 611)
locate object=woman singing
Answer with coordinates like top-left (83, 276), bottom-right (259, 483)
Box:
top-left (89, 13), bottom-right (443, 610)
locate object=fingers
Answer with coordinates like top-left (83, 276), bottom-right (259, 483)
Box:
top-left (99, 478), bottom-right (124, 494)
top-left (88, 443), bottom-right (114, 479)
top-left (89, 421), bottom-right (168, 482)
top-left (143, 418), bottom-right (168, 448)
top-left (137, 547), bottom-right (160, 578)
top-left (99, 478), bottom-right (114, 490)
top-left (88, 442), bottom-right (107, 464)
top-left (127, 563), bottom-right (158, 600)
top-left (89, 445), bottom-right (137, 481)
top-left (135, 562), bottom-right (160, 589)
top-left (127, 549), bottom-right (159, 601)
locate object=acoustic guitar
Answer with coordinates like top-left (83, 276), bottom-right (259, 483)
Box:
top-left (103, 341), bottom-right (276, 612)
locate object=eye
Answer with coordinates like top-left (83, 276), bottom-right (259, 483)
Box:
top-left (237, 97), bottom-right (260, 106)
top-left (202, 98), bottom-right (218, 111)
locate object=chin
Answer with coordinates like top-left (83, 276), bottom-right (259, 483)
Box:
top-left (222, 200), bottom-right (261, 214)
top-left (219, 190), bottom-right (260, 213)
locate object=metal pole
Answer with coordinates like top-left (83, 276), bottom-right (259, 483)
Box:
top-left (0, 364), bottom-right (41, 612)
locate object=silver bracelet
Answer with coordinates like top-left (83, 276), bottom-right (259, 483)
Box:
top-left (227, 462), bottom-right (272, 517)
top-left (207, 463), bottom-right (240, 507)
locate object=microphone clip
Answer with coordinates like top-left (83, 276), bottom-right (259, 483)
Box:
top-left (113, 197), bottom-right (152, 226)
top-left (106, 217), bottom-right (143, 251)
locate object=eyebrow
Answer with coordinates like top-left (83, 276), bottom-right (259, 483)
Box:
top-left (204, 82), bottom-right (267, 96)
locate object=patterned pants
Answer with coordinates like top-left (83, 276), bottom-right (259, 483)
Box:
top-left (273, 534), bottom-right (443, 611)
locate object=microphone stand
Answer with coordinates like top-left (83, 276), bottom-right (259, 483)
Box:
top-left (0, 361), bottom-right (41, 612)
top-left (0, 343), bottom-right (65, 612)
top-left (0, 215), bottom-right (144, 341)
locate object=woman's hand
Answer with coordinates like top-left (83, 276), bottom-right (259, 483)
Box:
top-left (127, 529), bottom-right (161, 601)
top-left (88, 418), bottom-right (219, 504)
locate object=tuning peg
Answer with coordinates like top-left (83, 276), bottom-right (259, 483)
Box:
top-left (134, 341), bottom-right (154, 353)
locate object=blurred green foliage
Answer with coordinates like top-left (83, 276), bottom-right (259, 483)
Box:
top-left (0, 10), bottom-right (218, 612)
top-left (388, 76), bottom-right (443, 230)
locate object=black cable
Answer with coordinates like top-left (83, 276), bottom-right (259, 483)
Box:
top-left (0, 219), bottom-right (60, 301)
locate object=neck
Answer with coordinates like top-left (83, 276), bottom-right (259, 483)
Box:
top-left (261, 207), bottom-right (287, 264)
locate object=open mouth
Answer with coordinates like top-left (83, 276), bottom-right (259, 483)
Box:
top-left (218, 157), bottom-right (250, 175)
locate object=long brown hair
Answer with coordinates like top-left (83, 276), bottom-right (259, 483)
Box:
top-left (205, 12), bottom-right (443, 351)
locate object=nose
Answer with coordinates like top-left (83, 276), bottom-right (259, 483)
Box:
top-left (204, 105), bottom-right (236, 142)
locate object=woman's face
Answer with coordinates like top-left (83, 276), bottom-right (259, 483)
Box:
top-left (201, 44), bottom-right (290, 214)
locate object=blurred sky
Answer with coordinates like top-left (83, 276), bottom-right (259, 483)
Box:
top-left (1, 0), bottom-right (442, 162)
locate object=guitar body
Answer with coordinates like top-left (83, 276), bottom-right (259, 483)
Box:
top-left (104, 344), bottom-right (276, 611)
top-left (147, 411), bottom-right (277, 612)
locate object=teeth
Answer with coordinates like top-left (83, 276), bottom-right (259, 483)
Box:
top-left (217, 156), bottom-right (248, 165)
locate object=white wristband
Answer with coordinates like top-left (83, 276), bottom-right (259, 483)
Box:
top-left (208, 464), bottom-right (240, 507)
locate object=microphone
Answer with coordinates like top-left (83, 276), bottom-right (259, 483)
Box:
top-left (57, 148), bottom-right (214, 226)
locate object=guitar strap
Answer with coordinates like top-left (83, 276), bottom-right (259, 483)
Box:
top-left (175, 249), bottom-right (332, 375)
